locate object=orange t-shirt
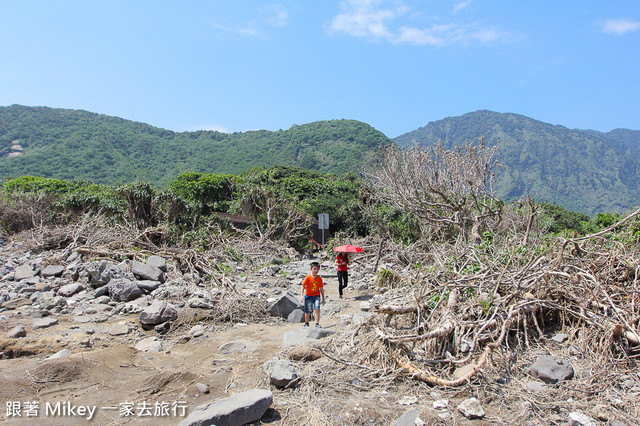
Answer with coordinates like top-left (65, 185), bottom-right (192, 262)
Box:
top-left (302, 274), bottom-right (323, 297)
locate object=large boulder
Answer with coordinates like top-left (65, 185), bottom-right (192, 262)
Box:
top-left (6, 325), bottom-right (27, 338)
top-left (33, 317), bottom-right (58, 330)
top-left (267, 291), bottom-right (302, 319)
top-left (178, 389), bottom-right (272, 426)
top-left (263, 359), bottom-right (298, 388)
top-left (136, 280), bottom-right (162, 293)
top-left (57, 283), bottom-right (84, 297)
top-left (41, 265), bottom-right (64, 278)
top-left (14, 264), bottom-right (36, 281)
top-left (80, 261), bottom-right (124, 287)
top-left (108, 278), bottom-right (143, 302)
top-left (139, 300), bottom-right (178, 326)
top-left (286, 309), bottom-right (305, 323)
top-left (146, 255), bottom-right (167, 271)
top-left (132, 261), bottom-right (165, 283)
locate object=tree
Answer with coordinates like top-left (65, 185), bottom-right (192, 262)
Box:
top-left (364, 139), bottom-right (502, 242)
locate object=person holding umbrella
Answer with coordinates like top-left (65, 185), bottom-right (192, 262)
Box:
top-left (333, 244), bottom-right (363, 299)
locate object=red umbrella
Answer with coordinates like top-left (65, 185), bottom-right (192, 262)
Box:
top-left (333, 244), bottom-right (364, 253)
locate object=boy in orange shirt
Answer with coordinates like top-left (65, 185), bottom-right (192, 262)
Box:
top-left (300, 262), bottom-right (325, 327)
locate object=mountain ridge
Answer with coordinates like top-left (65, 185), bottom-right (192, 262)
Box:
top-left (0, 104), bottom-right (391, 187)
top-left (1, 105), bottom-right (639, 216)
top-left (394, 110), bottom-right (640, 215)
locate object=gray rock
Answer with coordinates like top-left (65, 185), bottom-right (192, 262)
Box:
top-left (94, 285), bottom-right (110, 298)
top-left (6, 325), bottom-right (26, 338)
top-left (530, 356), bottom-right (574, 384)
top-left (139, 300), bottom-right (178, 326)
top-left (15, 264), bottom-right (36, 281)
top-left (188, 297), bottom-right (215, 309)
top-left (458, 397), bottom-right (485, 419)
top-left (218, 340), bottom-right (258, 354)
top-left (136, 280), bottom-right (162, 293)
top-left (196, 383), bottom-right (210, 394)
top-left (57, 283), bottom-right (84, 297)
top-left (46, 348), bottom-right (71, 360)
top-left (146, 255), bottom-right (167, 271)
top-left (433, 400), bottom-right (449, 409)
top-left (177, 389), bottom-right (272, 426)
top-left (282, 327), bottom-right (336, 349)
top-left (34, 293), bottom-right (65, 310)
top-left (41, 265), bottom-right (65, 278)
top-left (527, 381), bottom-right (546, 391)
top-left (1, 297), bottom-right (33, 309)
top-left (66, 251), bottom-right (82, 263)
top-left (132, 261), bottom-right (165, 283)
top-left (568, 412), bottom-right (598, 426)
top-left (122, 303), bottom-right (145, 314)
top-left (552, 333), bottom-right (569, 343)
top-left (109, 323), bottom-right (130, 336)
top-left (134, 337), bottom-right (163, 352)
top-left (33, 317), bottom-right (58, 329)
top-left (18, 285), bottom-right (37, 296)
top-left (98, 263), bottom-right (125, 285)
top-left (393, 409), bottom-right (421, 426)
top-left (263, 359), bottom-right (298, 388)
top-left (108, 278), bottom-right (143, 302)
top-left (80, 261), bottom-right (122, 287)
top-left (286, 309), bottom-right (305, 323)
top-left (267, 291), bottom-right (303, 319)
top-left (189, 325), bottom-right (205, 337)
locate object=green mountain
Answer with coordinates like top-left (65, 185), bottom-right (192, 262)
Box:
top-left (0, 105), bottom-right (391, 187)
top-left (394, 110), bottom-right (640, 216)
top-left (2, 106), bottom-right (639, 216)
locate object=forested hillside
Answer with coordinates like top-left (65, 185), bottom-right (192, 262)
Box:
top-left (2, 105), bottom-right (639, 216)
top-left (394, 110), bottom-right (640, 215)
top-left (0, 105), bottom-right (391, 187)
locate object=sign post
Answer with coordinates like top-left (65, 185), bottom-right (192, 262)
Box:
top-left (318, 213), bottom-right (329, 248)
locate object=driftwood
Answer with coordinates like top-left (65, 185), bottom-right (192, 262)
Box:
top-left (329, 207), bottom-right (640, 392)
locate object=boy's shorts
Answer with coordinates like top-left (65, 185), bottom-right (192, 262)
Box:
top-left (304, 295), bottom-right (321, 313)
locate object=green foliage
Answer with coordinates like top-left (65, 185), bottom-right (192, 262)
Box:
top-left (538, 201), bottom-right (591, 234)
top-left (376, 267), bottom-right (403, 288)
top-left (373, 206), bottom-right (421, 244)
top-left (593, 212), bottom-right (620, 228)
top-left (55, 183), bottom-right (123, 216)
top-left (236, 166), bottom-right (369, 236)
top-left (167, 172), bottom-right (236, 214)
top-left (427, 290), bottom-right (450, 309)
top-left (115, 181), bottom-right (157, 228)
top-left (223, 246), bottom-right (245, 263)
top-left (4, 175), bottom-right (77, 194)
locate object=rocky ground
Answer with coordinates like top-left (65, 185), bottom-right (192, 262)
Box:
top-left (0, 237), bottom-right (636, 425)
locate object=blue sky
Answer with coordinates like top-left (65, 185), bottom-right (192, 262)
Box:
top-left (1, 1), bottom-right (638, 138)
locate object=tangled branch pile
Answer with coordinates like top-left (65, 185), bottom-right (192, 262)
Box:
top-left (290, 208), bottom-right (640, 423)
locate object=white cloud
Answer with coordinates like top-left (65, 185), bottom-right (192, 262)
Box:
top-left (329, 0), bottom-right (508, 46)
top-left (262, 4), bottom-right (290, 27)
top-left (210, 22), bottom-right (259, 37)
top-left (329, 0), bottom-right (404, 39)
top-left (210, 3), bottom-right (290, 37)
top-left (453, 0), bottom-right (473, 14)
top-left (601, 18), bottom-right (640, 35)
